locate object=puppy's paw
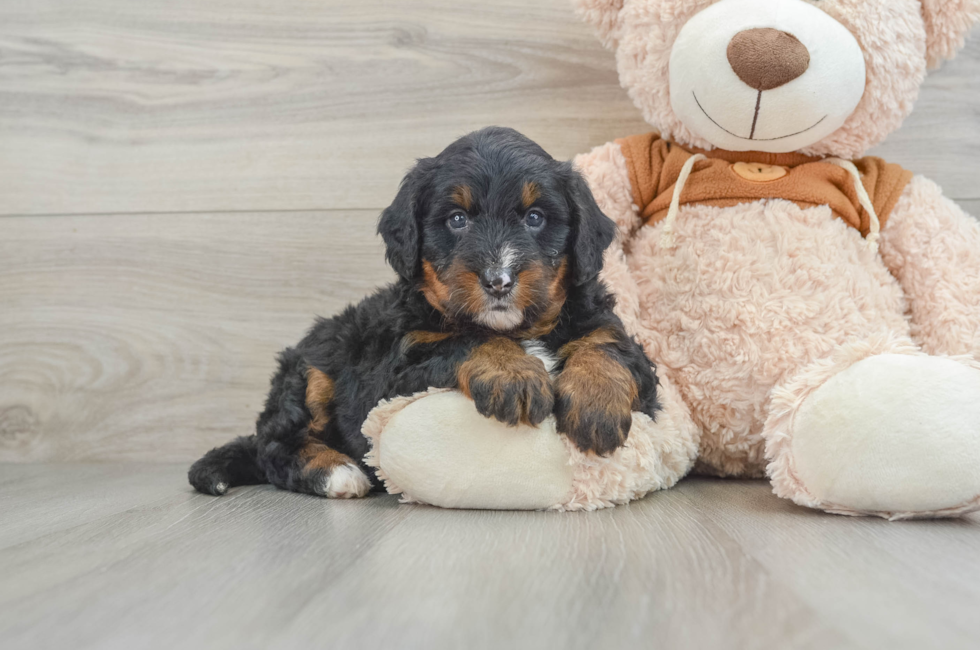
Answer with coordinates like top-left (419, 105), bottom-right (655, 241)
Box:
top-left (554, 361), bottom-right (635, 455)
top-left (297, 442), bottom-right (371, 498)
top-left (313, 463), bottom-right (372, 499)
top-left (555, 396), bottom-right (632, 456)
top-left (462, 356), bottom-right (554, 427)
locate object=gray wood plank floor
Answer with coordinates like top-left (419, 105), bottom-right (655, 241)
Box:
top-left (1, 464), bottom-right (979, 650)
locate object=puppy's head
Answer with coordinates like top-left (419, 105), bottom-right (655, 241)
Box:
top-left (378, 127), bottom-right (615, 332)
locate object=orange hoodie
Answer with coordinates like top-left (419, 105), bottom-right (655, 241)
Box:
top-left (617, 131), bottom-right (914, 237)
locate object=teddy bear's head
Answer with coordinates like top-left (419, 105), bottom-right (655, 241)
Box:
top-left (576, 0), bottom-right (979, 158)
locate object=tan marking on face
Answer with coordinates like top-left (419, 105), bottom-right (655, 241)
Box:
top-left (432, 252), bottom-right (566, 335)
top-left (305, 367), bottom-right (334, 433)
top-left (522, 181), bottom-right (540, 209)
top-left (452, 185), bottom-right (473, 211)
top-left (299, 440), bottom-right (353, 473)
top-left (452, 262), bottom-right (487, 316)
top-left (521, 259), bottom-right (568, 339)
top-left (512, 262), bottom-right (546, 312)
top-left (421, 260), bottom-right (451, 313)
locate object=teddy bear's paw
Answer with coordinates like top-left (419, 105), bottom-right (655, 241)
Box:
top-left (769, 354), bottom-right (980, 518)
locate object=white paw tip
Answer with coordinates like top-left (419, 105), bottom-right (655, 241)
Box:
top-left (323, 464), bottom-right (371, 499)
top-left (214, 482), bottom-right (228, 495)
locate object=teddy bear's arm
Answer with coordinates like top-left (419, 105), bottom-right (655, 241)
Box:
top-left (878, 175), bottom-right (980, 358)
top-left (573, 141), bottom-right (644, 333)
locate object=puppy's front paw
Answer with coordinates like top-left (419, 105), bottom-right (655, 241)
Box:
top-left (555, 362), bottom-right (635, 456)
top-left (460, 343), bottom-right (554, 426)
top-left (555, 394), bottom-right (631, 456)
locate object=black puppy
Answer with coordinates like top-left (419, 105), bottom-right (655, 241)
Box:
top-left (189, 127), bottom-right (660, 498)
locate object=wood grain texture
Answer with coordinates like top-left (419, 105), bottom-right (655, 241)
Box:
top-left (0, 211), bottom-right (392, 462)
top-left (0, 2), bottom-right (977, 217)
top-left (0, 0), bottom-right (647, 216)
top-left (1, 466), bottom-right (978, 650)
top-left (0, 3), bottom-right (977, 464)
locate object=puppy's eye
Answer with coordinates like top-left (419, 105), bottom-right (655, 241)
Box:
top-left (524, 210), bottom-right (545, 230)
top-left (447, 212), bottom-right (468, 230)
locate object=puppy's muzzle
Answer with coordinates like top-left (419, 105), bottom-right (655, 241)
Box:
top-left (480, 267), bottom-right (514, 299)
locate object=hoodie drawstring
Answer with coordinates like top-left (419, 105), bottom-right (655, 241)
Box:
top-left (824, 158), bottom-right (881, 254)
top-left (659, 153), bottom-right (707, 249)
top-left (658, 154), bottom-right (880, 254)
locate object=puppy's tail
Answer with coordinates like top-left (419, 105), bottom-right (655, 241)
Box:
top-left (188, 435), bottom-right (266, 496)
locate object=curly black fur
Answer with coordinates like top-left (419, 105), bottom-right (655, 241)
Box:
top-left (189, 127), bottom-right (661, 497)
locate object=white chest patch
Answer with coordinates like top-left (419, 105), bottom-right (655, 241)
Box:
top-left (521, 339), bottom-right (559, 377)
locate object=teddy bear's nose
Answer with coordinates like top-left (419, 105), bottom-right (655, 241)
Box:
top-left (727, 28), bottom-right (811, 91)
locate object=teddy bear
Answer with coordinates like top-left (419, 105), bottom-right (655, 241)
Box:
top-left (362, 0), bottom-right (980, 519)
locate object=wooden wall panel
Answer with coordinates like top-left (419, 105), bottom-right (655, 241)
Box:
top-left (0, 2), bottom-right (977, 216)
top-left (0, 1), bottom-right (976, 461)
top-left (0, 211), bottom-right (392, 461)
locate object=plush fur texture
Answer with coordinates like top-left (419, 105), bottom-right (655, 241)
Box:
top-left (921, 0), bottom-right (980, 68)
top-left (361, 372), bottom-right (699, 510)
top-left (572, 0), bottom-right (980, 517)
top-left (587, 186), bottom-right (911, 477)
top-left (573, 142), bottom-right (645, 335)
top-left (189, 127), bottom-right (662, 499)
top-left (878, 175), bottom-right (980, 358)
top-left (558, 371), bottom-right (699, 510)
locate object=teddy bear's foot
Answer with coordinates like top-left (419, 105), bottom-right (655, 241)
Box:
top-left (365, 390), bottom-right (575, 509)
top-left (360, 374), bottom-right (700, 510)
top-left (764, 348), bottom-right (980, 519)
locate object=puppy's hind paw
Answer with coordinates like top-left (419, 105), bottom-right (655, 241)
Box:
top-left (315, 463), bottom-right (372, 499)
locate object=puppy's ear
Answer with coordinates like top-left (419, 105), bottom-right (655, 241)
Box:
top-left (378, 159), bottom-right (433, 280)
top-left (920, 0), bottom-right (980, 68)
top-left (565, 165), bottom-right (616, 286)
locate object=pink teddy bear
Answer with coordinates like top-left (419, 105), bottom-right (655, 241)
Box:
top-left (571, 0), bottom-right (980, 518)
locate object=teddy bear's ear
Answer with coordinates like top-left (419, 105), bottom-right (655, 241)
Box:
top-left (573, 0), bottom-right (626, 49)
top-left (920, 0), bottom-right (980, 68)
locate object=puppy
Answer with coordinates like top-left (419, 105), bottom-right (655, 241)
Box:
top-left (189, 127), bottom-right (660, 498)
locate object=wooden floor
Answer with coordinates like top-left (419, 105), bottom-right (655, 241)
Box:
top-left (1, 464), bottom-right (978, 650)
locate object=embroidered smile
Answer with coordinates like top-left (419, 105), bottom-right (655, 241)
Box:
top-left (693, 91), bottom-right (827, 142)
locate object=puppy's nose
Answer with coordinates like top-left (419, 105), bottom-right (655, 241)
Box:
top-left (727, 28), bottom-right (810, 91)
top-left (480, 267), bottom-right (514, 298)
